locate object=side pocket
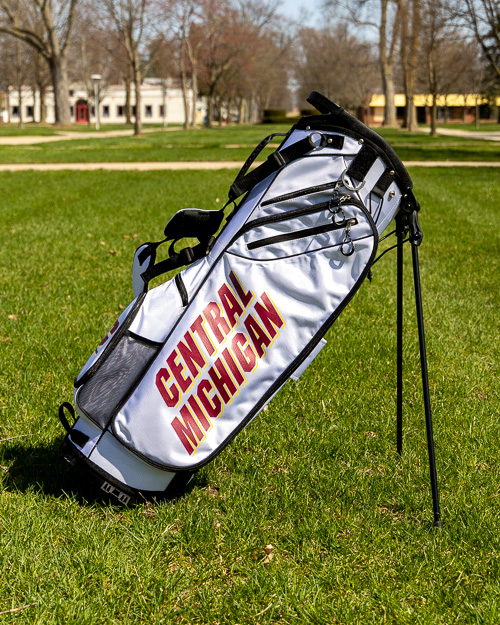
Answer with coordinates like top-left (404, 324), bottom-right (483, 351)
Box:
top-left (75, 332), bottom-right (161, 430)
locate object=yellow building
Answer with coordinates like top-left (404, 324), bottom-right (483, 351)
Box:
top-left (367, 94), bottom-right (500, 125)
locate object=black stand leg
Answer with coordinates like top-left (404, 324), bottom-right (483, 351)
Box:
top-left (395, 196), bottom-right (442, 527)
top-left (410, 241), bottom-right (442, 528)
top-left (396, 215), bottom-right (404, 456)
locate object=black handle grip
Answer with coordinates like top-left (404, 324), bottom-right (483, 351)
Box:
top-left (306, 91), bottom-right (342, 115)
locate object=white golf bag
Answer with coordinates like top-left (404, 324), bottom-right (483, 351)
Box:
top-left (59, 92), bottom-right (423, 505)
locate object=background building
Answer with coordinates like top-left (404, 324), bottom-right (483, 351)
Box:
top-left (1, 80), bottom-right (204, 126)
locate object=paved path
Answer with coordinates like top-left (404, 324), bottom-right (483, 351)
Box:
top-left (0, 127), bottom-right (166, 146)
top-left (0, 160), bottom-right (499, 172)
top-left (433, 127), bottom-right (500, 142)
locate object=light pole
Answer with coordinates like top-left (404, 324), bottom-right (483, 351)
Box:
top-left (91, 74), bottom-right (102, 130)
top-left (162, 82), bottom-right (168, 129)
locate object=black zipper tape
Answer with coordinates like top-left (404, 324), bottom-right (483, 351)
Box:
top-left (247, 218), bottom-right (357, 250)
top-left (261, 181), bottom-right (341, 206)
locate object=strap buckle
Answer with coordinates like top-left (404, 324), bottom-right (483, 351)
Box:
top-left (267, 151), bottom-right (286, 168)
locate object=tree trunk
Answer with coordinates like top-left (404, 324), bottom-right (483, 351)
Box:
top-left (133, 65), bottom-right (142, 136)
top-left (430, 94), bottom-right (438, 136)
top-left (475, 97), bottom-right (480, 129)
top-left (380, 0), bottom-right (399, 128)
top-left (400, 0), bottom-right (421, 132)
top-left (206, 95), bottom-right (214, 128)
top-left (180, 62), bottom-right (190, 130)
top-left (39, 84), bottom-right (46, 123)
top-left (124, 76), bottom-right (132, 124)
top-left (382, 66), bottom-right (397, 127)
top-left (49, 55), bottom-right (71, 125)
top-left (190, 63), bottom-right (198, 128)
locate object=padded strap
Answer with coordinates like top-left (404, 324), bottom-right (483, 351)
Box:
top-left (346, 144), bottom-right (378, 183)
top-left (228, 136), bottom-right (320, 201)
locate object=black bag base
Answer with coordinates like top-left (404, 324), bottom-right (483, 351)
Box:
top-left (60, 437), bottom-right (196, 506)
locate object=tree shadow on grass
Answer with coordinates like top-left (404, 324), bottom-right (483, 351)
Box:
top-left (0, 437), bottom-right (201, 506)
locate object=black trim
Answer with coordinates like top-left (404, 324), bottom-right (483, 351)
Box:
top-left (261, 181), bottom-right (340, 206)
top-left (60, 435), bottom-right (196, 504)
top-left (295, 116), bottom-right (413, 192)
top-left (373, 168), bottom-right (395, 198)
top-left (247, 219), bottom-right (357, 250)
top-left (228, 134), bottom-right (344, 202)
top-left (234, 197), bottom-right (365, 240)
top-left (346, 144), bottom-right (378, 182)
top-left (175, 273), bottom-right (189, 307)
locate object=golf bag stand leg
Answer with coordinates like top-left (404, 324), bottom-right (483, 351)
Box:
top-left (396, 205), bottom-right (442, 528)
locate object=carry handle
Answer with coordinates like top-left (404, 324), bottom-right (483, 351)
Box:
top-left (306, 91), bottom-right (343, 115)
top-left (132, 208), bottom-right (224, 297)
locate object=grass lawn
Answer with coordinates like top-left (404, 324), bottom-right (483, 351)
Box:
top-left (0, 124), bottom-right (498, 164)
top-left (0, 166), bottom-right (499, 623)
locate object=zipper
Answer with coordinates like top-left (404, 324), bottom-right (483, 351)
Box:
top-left (247, 218), bottom-right (357, 250)
top-left (261, 181), bottom-right (341, 206)
top-left (238, 196), bottom-right (365, 239)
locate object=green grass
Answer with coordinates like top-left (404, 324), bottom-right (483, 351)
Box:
top-left (1, 124), bottom-right (498, 164)
top-left (0, 167), bottom-right (499, 623)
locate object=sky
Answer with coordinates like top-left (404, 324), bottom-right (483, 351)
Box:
top-left (279, 0), bottom-right (321, 26)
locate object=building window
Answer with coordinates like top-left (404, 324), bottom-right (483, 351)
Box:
top-left (26, 105), bottom-right (34, 117)
top-left (131, 105), bottom-right (136, 117)
top-left (69, 90), bottom-right (74, 97)
top-left (117, 105), bottom-right (124, 117)
top-left (159, 105), bottom-right (164, 117)
top-left (70, 106), bottom-right (74, 117)
top-left (12, 106), bottom-right (19, 117)
top-left (103, 105), bottom-right (110, 117)
top-left (91, 106), bottom-right (95, 116)
top-left (145, 104), bottom-right (152, 117)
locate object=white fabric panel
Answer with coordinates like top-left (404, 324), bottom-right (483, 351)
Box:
top-left (89, 431), bottom-right (175, 491)
top-left (291, 338), bottom-right (327, 382)
top-left (128, 278), bottom-right (183, 343)
top-left (69, 414), bottom-right (102, 458)
top-left (112, 205), bottom-right (375, 470)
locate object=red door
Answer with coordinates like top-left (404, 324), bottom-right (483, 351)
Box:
top-left (75, 101), bottom-right (89, 124)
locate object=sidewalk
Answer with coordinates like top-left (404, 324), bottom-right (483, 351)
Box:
top-left (0, 160), bottom-right (499, 172)
top-left (433, 127), bottom-right (500, 142)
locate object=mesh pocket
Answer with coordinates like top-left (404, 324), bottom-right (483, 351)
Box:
top-left (76, 333), bottom-right (160, 429)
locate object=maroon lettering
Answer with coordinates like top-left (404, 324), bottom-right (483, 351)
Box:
top-left (208, 358), bottom-right (237, 403)
top-left (191, 315), bottom-right (216, 356)
top-left (178, 331), bottom-right (206, 377)
top-left (254, 293), bottom-right (284, 339)
top-left (167, 349), bottom-right (192, 393)
top-left (171, 404), bottom-right (206, 455)
top-left (232, 333), bottom-right (257, 372)
top-left (156, 367), bottom-right (180, 407)
top-left (218, 283), bottom-right (244, 327)
top-left (204, 302), bottom-right (231, 344)
top-left (229, 271), bottom-right (253, 308)
top-left (222, 347), bottom-right (244, 386)
top-left (244, 314), bottom-right (271, 358)
top-left (197, 379), bottom-right (222, 419)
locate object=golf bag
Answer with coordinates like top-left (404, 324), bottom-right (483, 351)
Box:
top-left (59, 92), bottom-right (437, 511)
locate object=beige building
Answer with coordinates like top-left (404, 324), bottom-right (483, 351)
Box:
top-left (1, 80), bottom-right (205, 126)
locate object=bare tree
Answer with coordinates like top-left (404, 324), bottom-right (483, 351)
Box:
top-left (400, 0), bottom-right (421, 130)
top-left (418, 0), bottom-right (490, 132)
top-left (296, 23), bottom-right (379, 116)
top-left (458, 0), bottom-right (499, 78)
top-left (100, 0), bottom-right (154, 135)
top-left (324, 0), bottom-right (401, 126)
top-left (0, 0), bottom-right (79, 125)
